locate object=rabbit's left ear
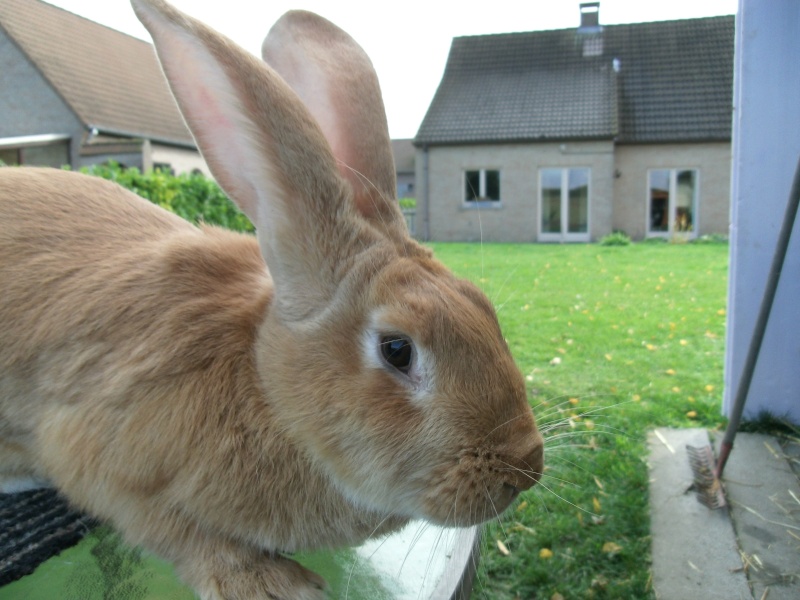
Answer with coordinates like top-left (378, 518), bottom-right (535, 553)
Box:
top-left (262, 11), bottom-right (407, 239)
top-left (131, 0), bottom-right (362, 321)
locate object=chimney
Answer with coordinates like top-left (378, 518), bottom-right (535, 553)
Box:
top-left (579, 2), bottom-right (601, 32)
top-left (578, 2), bottom-right (603, 57)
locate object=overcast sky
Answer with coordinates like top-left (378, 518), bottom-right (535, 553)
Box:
top-left (45, 0), bottom-right (738, 139)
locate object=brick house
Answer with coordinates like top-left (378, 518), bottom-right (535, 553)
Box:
top-left (414, 4), bottom-right (734, 242)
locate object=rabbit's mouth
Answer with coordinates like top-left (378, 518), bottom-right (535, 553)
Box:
top-left (417, 438), bottom-right (544, 527)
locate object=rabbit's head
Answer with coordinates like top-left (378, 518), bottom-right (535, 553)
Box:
top-left (132, 0), bottom-right (542, 527)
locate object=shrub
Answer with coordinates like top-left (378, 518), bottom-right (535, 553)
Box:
top-left (398, 197), bottom-right (416, 210)
top-left (599, 231), bottom-right (632, 246)
top-left (80, 162), bottom-right (254, 233)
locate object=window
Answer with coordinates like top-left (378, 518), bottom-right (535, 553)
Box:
top-left (648, 169), bottom-right (698, 237)
top-left (539, 168), bottom-right (590, 242)
top-left (0, 143), bottom-right (69, 168)
top-left (464, 169), bottom-right (500, 204)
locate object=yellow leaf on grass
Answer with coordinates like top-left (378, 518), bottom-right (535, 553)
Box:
top-left (592, 497), bottom-right (602, 513)
top-left (705, 384), bottom-right (715, 392)
top-left (539, 548), bottom-right (553, 559)
top-left (602, 541), bottom-right (623, 554)
top-left (496, 539), bottom-right (510, 556)
top-left (632, 394), bottom-right (641, 402)
top-left (665, 368), bottom-right (676, 375)
top-left (686, 410), bottom-right (698, 419)
top-left (605, 353), bottom-right (613, 361)
top-left (516, 500), bottom-right (528, 512)
top-left (569, 397), bottom-right (579, 405)
top-left (585, 419), bottom-right (596, 430)
top-left (680, 339), bottom-right (689, 346)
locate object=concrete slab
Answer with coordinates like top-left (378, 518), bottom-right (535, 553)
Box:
top-left (648, 428), bottom-right (751, 600)
top-left (720, 433), bottom-right (800, 600)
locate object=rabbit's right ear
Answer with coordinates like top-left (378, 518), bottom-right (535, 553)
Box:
top-left (132, 0), bottom-right (360, 321)
top-left (262, 11), bottom-right (408, 241)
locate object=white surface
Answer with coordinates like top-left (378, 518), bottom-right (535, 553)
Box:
top-left (724, 0), bottom-right (800, 423)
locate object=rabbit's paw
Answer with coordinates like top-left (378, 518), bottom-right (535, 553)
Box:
top-left (190, 547), bottom-right (327, 600)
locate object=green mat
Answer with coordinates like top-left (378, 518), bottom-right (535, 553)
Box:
top-left (0, 522), bottom-right (477, 599)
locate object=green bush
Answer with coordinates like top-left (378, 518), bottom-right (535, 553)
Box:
top-left (80, 162), bottom-right (254, 233)
top-left (599, 231), bottom-right (632, 246)
top-left (398, 197), bottom-right (416, 210)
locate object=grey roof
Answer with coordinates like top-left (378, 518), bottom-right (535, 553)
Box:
top-left (415, 15), bottom-right (734, 145)
top-left (0, 0), bottom-right (193, 147)
top-left (391, 139), bottom-right (416, 174)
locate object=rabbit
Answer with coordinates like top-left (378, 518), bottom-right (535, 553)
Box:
top-left (0, 0), bottom-right (544, 598)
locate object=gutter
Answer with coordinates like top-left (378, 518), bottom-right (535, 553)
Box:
top-left (86, 124), bottom-right (196, 150)
top-left (422, 144), bottom-right (430, 241)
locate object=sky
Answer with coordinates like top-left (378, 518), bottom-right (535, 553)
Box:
top-left (45, 0), bottom-right (738, 139)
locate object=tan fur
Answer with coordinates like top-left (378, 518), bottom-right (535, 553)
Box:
top-left (0, 1), bottom-right (543, 598)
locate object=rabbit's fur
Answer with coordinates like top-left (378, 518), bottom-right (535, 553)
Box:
top-left (0, 1), bottom-right (543, 597)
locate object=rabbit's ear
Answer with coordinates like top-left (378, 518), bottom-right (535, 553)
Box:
top-left (132, 0), bottom-right (361, 320)
top-left (261, 11), bottom-right (407, 239)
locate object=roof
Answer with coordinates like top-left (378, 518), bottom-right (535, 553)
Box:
top-left (0, 0), bottom-right (193, 147)
top-left (391, 139), bottom-right (416, 174)
top-left (415, 15), bottom-right (734, 146)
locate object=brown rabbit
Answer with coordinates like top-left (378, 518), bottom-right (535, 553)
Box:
top-left (0, 0), bottom-right (543, 598)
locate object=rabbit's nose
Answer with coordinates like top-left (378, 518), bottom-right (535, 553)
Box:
top-left (507, 431), bottom-right (544, 492)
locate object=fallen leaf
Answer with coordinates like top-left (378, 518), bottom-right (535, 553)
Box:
top-left (594, 476), bottom-right (604, 490)
top-left (516, 500), bottom-right (528, 512)
top-left (632, 394), bottom-right (641, 402)
top-left (686, 410), bottom-right (698, 419)
top-left (539, 548), bottom-right (553, 559)
top-left (496, 539), bottom-right (510, 556)
top-left (602, 541), bottom-right (623, 554)
top-left (665, 369), bottom-right (676, 375)
top-left (605, 353), bottom-right (613, 361)
top-left (550, 357), bottom-right (562, 366)
top-left (680, 339), bottom-right (689, 346)
top-left (591, 515), bottom-right (606, 525)
top-left (592, 497), bottom-right (602, 513)
top-left (569, 397), bottom-right (579, 405)
top-left (705, 384), bottom-right (715, 392)
top-left (672, 386), bottom-right (681, 393)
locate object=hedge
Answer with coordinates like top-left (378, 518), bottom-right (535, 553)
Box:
top-left (80, 163), bottom-right (254, 233)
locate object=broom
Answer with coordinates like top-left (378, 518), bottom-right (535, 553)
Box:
top-left (687, 155), bottom-right (800, 509)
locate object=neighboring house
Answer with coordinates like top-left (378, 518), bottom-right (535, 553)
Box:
top-left (391, 139), bottom-right (416, 199)
top-left (414, 3), bottom-right (734, 242)
top-left (0, 0), bottom-right (204, 174)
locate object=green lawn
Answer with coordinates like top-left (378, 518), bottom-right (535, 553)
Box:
top-left (431, 241), bottom-right (730, 599)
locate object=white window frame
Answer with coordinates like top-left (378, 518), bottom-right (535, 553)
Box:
top-left (463, 168), bottom-right (501, 208)
top-left (538, 167), bottom-right (591, 242)
top-left (646, 168), bottom-right (700, 239)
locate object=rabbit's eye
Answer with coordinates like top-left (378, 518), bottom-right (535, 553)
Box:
top-left (380, 335), bottom-right (413, 374)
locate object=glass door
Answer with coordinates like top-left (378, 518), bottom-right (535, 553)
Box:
top-left (539, 168), bottom-right (590, 242)
top-left (648, 169), bottom-right (698, 238)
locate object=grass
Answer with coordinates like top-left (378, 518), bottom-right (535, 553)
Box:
top-left (430, 241), bottom-right (730, 600)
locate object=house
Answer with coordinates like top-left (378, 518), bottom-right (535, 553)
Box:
top-left (414, 3), bottom-right (734, 242)
top-left (0, 0), bottom-right (204, 174)
top-left (391, 139), bottom-right (416, 199)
